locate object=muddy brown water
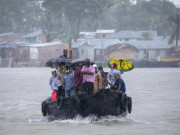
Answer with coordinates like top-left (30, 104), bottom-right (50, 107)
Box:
top-left (0, 68), bottom-right (180, 135)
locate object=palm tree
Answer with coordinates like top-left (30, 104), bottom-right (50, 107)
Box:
top-left (165, 13), bottom-right (180, 46)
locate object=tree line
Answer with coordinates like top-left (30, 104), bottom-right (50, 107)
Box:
top-left (0, 0), bottom-right (179, 44)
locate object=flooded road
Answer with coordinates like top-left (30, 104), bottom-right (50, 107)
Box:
top-left (0, 68), bottom-right (180, 135)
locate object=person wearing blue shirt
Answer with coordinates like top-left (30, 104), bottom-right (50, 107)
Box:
top-left (62, 66), bottom-right (74, 97)
top-left (106, 73), bottom-right (126, 93)
top-left (49, 68), bottom-right (58, 91)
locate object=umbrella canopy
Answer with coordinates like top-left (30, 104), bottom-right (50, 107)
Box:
top-left (72, 59), bottom-right (86, 67)
top-left (46, 58), bottom-right (71, 68)
top-left (108, 58), bottom-right (134, 72)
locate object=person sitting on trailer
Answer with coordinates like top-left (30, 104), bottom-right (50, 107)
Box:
top-left (59, 49), bottom-right (69, 60)
top-left (106, 73), bottom-right (126, 93)
top-left (108, 63), bottom-right (123, 85)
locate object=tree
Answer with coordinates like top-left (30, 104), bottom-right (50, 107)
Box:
top-left (164, 13), bottom-right (180, 46)
top-left (42, 0), bottom-right (113, 43)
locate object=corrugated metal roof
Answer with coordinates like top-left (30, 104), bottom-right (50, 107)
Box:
top-left (125, 40), bottom-right (171, 49)
top-left (96, 29), bottom-right (115, 33)
top-left (105, 31), bottom-right (157, 39)
top-left (73, 38), bottom-right (180, 50)
top-left (24, 31), bottom-right (42, 38)
top-left (72, 39), bottom-right (121, 49)
top-left (18, 41), bottom-right (63, 47)
top-left (0, 33), bottom-right (14, 37)
top-left (79, 32), bottom-right (96, 36)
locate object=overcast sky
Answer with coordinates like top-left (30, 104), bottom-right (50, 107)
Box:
top-left (169, 0), bottom-right (180, 6)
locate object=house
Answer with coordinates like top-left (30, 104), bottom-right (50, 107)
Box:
top-left (96, 29), bottom-right (115, 38)
top-left (124, 38), bottom-right (172, 60)
top-left (0, 33), bottom-right (24, 67)
top-left (105, 31), bottom-right (157, 41)
top-left (79, 32), bottom-right (96, 39)
top-left (18, 41), bottom-right (68, 65)
top-left (72, 39), bottom-right (121, 62)
top-left (105, 44), bottom-right (139, 60)
top-left (24, 31), bottom-right (46, 43)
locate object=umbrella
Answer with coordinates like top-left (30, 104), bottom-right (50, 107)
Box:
top-left (108, 58), bottom-right (134, 72)
top-left (46, 58), bottom-right (71, 68)
top-left (72, 59), bottom-right (86, 67)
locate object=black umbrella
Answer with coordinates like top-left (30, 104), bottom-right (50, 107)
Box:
top-left (72, 59), bottom-right (85, 65)
top-left (45, 58), bottom-right (71, 68)
top-left (72, 59), bottom-right (86, 67)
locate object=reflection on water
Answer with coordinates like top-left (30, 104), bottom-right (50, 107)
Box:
top-left (0, 68), bottom-right (180, 135)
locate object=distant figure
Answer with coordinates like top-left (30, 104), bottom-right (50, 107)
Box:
top-left (49, 68), bottom-right (58, 100)
top-left (62, 66), bottom-right (74, 97)
top-left (81, 58), bottom-right (95, 95)
top-left (57, 62), bottom-right (65, 97)
top-left (106, 73), bottom-right (126, 93)
top-left (72, 64), bottom-right (83, 94)
top-left (98, 66), bottom-right (108, 89)
top-left (59, 49), bottom-right (69, 60)
top-left (108, 63), bottom-right (123, 85)
top-left (93, 64), bottom-right (102, 93)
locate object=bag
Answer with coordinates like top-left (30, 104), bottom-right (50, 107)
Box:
top-left (51, 91), bottom-right (57, 101)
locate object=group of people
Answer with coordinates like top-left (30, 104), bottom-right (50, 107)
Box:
top-left (49, 49), bottom-right (126, 100)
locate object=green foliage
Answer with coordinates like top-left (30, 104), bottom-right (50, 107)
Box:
top-left (0, 0), bottom-right (179, 43)
top-left (164, 13), bottom-right (180, 46)
top-left (142, 32), bottom-right (151, 40)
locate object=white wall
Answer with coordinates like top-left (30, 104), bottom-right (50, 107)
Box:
top-left (30, 47), bottom-right (38, 60)
top-left (78, 44), bottom-right (94, 61)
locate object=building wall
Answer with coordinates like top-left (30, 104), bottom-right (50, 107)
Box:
top-left (96, 33), bottom-right (113, 38)
top-left (17, 46), bottom-right (30, 62)
top-left (37, 33), bottom-right (46, 43)
top-left (72, 48), bottom-right (79, 59)
top-left (137, 49), bottom-right (167, 60)
top-left (37, 44), bottom-right (68, 64)
top-left (108, 48), bottom-right (138, 60)
top-left (78, 44), bottom-right (94, 60)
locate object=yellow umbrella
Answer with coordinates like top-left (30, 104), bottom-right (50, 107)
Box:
top-left (108, 58), bottom-right (134, 72)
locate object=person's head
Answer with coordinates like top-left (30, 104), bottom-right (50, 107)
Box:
top-left (71, 64), bottom-right (78, 70)
top-left (114, 73), bottom-right (119, 80)
top-left (85, 58), bottom-right (90, 67)
top-left (51, 68), bottom-right (57, 75)
top-left (111, 63), bottom-right (117, 69)
top-left (59, 62), bottom-right (65, 69)
top-left (63, 49), bottom-right (68, 57)
top-left (93, 64), bottom-right (98, 73)
top-left (65, 66), bottom-right (70, 73)
top-left (98, 66), bottom-right (103, 73)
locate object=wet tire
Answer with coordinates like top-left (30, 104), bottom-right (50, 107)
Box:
top-left (128, 97), bottom-right (132, 114)
top-left (42, 102), bottom-right (47, 116)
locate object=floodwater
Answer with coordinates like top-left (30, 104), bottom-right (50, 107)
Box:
top-left (0, 68), bottom-right (180, 135)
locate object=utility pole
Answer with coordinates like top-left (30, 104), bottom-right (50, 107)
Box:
top-left (96, 8), bottom-right (105, 62)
